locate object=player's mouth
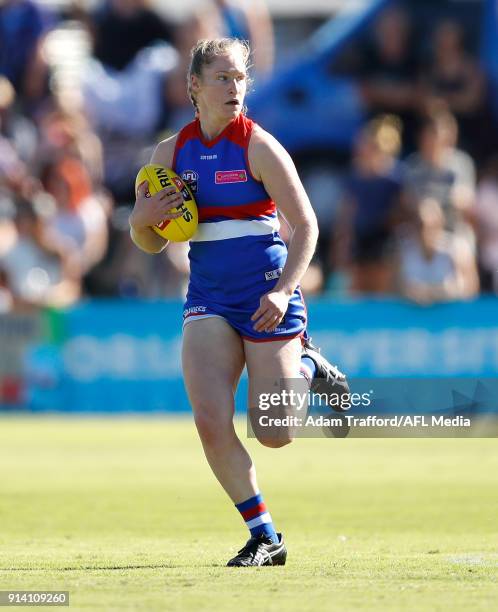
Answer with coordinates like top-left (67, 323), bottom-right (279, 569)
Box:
top-left (225, 99), bottom-right (240, 107)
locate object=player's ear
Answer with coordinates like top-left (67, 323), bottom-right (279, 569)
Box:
top-left (191, 74), bottom-right (201, 94)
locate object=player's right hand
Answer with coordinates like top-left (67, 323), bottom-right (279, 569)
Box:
top-left (130, 180), bottom-right (184, 230)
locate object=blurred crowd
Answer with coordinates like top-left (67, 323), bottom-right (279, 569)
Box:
top-left (0, 0), bottom-right (497, 313)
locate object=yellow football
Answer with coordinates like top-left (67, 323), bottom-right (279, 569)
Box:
top-left (135, 164), bottom-right (198, 242)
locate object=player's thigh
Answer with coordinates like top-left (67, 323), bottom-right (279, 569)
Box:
top-left (182, 317), bottom-right (245, 429)
top-left (244, 337), bottom-right (304, 444)
top-left (244, 336), bottom-right (302, 381)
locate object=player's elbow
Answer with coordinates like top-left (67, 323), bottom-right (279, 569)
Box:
top-left (309, 215), bottom-right (319, 242)
top-left (299, 215), bottom-right (319, 245)
top-left (288, 214), bottom-right (318, 241)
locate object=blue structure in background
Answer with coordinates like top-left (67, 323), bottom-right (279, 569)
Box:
top-left (25, 298), bottom-right (498, 413)
top-left (481, 0), bottom-right (498, 119)
top-left (248, 0), bottom-right (497, 155)
top-left (246, 0), bottom-right (391, 152)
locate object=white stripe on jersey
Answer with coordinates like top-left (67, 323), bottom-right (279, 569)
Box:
top-left (191, 217), bottom-right (280, 242)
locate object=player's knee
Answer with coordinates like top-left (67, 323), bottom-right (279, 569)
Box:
top-left (257, 435), bottom-right (294, 449)
top-left (193, 407), bottom-right (233, 448)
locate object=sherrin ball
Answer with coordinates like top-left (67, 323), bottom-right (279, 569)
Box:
top-left (135, 164), bottom-right (198, 242)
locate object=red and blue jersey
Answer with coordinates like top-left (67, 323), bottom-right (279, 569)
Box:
top-left (173, 113), bottom-right (286, 303)
top-left (173, 113), bottom-right (306, 340)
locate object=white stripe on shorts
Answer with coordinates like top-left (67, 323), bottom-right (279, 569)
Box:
top-left (246, 512), bottom-right (272, 529)
top-left (191, 217), bottom-right (280, 242)
top-left (182, 314), bottom-right (226, 329)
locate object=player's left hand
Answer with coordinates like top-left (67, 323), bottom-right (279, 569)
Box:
top-left (251, 290), bottom-right (290, 333)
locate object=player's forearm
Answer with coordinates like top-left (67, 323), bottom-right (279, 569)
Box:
top-left (129, 224), bottom-right (169, 254)
top-left (275, 221), bottom-right (318, 296)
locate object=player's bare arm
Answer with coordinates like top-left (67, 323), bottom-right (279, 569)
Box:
top-left (248, 127), bottom-right (319, 332)
top-left (129, 134), bottom-right (181, 254)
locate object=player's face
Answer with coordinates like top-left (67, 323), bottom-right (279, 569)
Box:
top-left (194, 52), bottom-right (247, 120)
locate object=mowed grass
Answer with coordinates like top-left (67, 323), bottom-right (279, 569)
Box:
top-left (0, 417), bottom-right (497, 611)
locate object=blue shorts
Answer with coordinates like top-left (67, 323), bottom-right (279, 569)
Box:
top-left (183, 286), bottom-right (307, 342)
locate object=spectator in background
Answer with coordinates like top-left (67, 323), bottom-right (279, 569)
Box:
top-left (39, 157), bottom-right (109, 278)
top-left (474, 156), bottom-right (498, 293)
top-left (420, 20), bottom-right (487, 161)
top-left (0, 0), bottom-right (52, 111)
top-left (333, 115), bottom-right (402, 294)
top-left (0, 76), bottom-right (38, 167)
top-left (402, 111), bottom-right (475, 249)
top-left (437, 108), bottom-right (476, 194)
top-left (357, 4), bottom-right (420, 153)
top-left (397, 197), bottom-right (478, 304)
top-left (0, 197), bottom-right (81, 307)
top-left (86, 0), bottom-right (174, 72)
top-left (36, 106), bottom-right (105, 186)
top-left (0, 80), bottom-right (27, 193)
top-left (80, 1), bottom-right (179, 201)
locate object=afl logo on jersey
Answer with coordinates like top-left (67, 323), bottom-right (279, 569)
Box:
top-left (181, 170), bottom-right (199, 193)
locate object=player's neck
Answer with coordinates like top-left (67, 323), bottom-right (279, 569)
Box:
top-left (198, 114), bottom-right (234, 142)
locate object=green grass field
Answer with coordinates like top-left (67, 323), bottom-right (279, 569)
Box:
top-left (0, 416), bottom-right (497, 611)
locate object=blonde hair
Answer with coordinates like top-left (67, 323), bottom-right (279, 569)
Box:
top-left (365, 114), bottom-right (402, 157)
top-left (187, 38), bottom-right (252, 113)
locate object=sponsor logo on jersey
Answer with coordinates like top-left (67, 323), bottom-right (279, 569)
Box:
top-left (265, 268), bottom-right (283, 281)
top-left (215, 170), bottom-right (248, 184)
top-left (183, 306), bottom-right (207, 318)
top-left (181, 170), bottom-right (199, 194)
top-left (200, 154), bottom-right (218, 160)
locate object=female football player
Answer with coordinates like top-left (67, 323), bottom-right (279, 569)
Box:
top-left (130, 38), bottom-right (348, 567)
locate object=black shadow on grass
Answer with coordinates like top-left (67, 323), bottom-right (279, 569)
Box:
top-left (0, 563), bottom-right (223, 571)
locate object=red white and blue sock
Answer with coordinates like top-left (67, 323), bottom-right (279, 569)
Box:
top-left (235, 493), bottom-right (278, 543)
top-left (300, 356), bottom-right (316, 386)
